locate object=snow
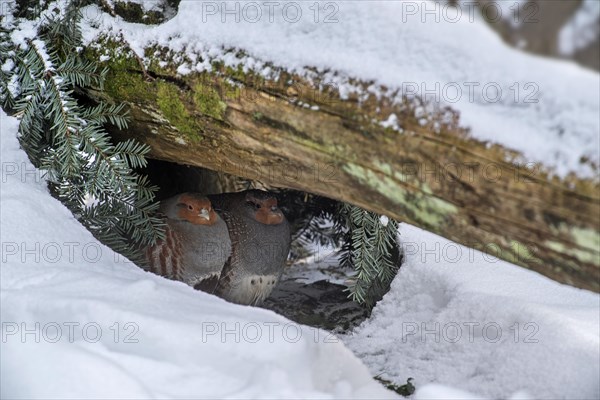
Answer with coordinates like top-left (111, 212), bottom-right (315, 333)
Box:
top-left (448, 0), bottom-right (529, 29)
top-left (379, 114), bottom-right (402, 132)
top-left (80, 0), bottom-right (599, 179)
top-left (380, 215), bottom-right (390, 227)
top-left (31, 39), bottom-right (54, 72)
top-left (0, 110), bottom-right (392, 399)
top-left (343, 223), bottom-right (600, 399)
top-left (2, 99), bottom-right (599, 398)
top-left (3, 1), bottom-right (600, 396)
top-left (414, 383), bottom-right (531, 400)
top-left (286, 244), bottom-right (353, 286)
top-left (559, 0), bottom-right (600, 56)
top-left (1, 58), bottom-right (15, 73)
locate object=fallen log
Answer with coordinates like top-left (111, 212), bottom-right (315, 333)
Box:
top-left (84, 44), bottom-right (600, 293)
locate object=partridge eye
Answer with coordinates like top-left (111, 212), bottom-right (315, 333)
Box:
top-left (188, 205), bottom-right (194, 210)
top-left (246, 201), bottom-right (260, 209)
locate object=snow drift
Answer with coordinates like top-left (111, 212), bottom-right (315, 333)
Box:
top-left (0, 110), bottom-right (392, 399)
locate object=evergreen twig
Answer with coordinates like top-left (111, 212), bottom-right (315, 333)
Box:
top-left (1, 1), bottom-right (164, 263)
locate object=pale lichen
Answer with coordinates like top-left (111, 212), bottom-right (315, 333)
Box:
top-left (343, 162), bottom-right (457, 227)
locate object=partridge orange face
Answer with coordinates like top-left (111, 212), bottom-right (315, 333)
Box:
top-left (246, 194), bottom-right (284, 225)
top-left (176, 194), bottom-right (217, 225)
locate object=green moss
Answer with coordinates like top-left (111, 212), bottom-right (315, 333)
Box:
top-left (223, 64), bottom-right (265, 88)
top-left (192, 83), bottom-right (227, 121)
top-left (113, 1), bottom-right (165, 24)
top-left (224, 64), bottom-right (248, 82)
top-left (113, 1), bottom-right (144, 21)
top-left (222, 81), bottom-right (241, 101)
top-left (104, 67), bottom-right (149, 103)
top-left (86, 38), bottom-right (208, 141)
top-left (156, 81), bottom-right (201, 141)
top-left (83, 37), bottom-right (149, 103)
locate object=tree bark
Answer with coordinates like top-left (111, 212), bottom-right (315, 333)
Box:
top-left (88, 57), bottom-right (600, 293)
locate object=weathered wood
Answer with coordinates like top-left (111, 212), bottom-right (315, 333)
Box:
top-left (88, 52), bottom-right (600, 293)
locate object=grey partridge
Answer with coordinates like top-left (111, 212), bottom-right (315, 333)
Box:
top-left (143, 193), bottom-right (232, 292)
top-left (208, 190), bottom-right (291, 305)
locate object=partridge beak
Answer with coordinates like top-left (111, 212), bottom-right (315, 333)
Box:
top-left (199, 208), bottom-right (211, 220)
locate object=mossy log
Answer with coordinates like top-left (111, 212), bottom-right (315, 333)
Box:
top-left (86, 47), bottom-right (600, 293)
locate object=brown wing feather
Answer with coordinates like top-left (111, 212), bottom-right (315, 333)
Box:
top-left (145, 223), bottom-right (185, 281)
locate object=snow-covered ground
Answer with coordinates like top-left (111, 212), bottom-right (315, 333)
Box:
top-left (343, 223), bottom-right (600, 399)
top-left (3, 104), bottom-right (598, 398)
top-left (281, 224), bottom-right (600, 398)
top-left (3, 1), bottom-right (600, 398)
top-left (76, 0), bottom-right (599, 179)
top-left (0, 110), bottom-right (392, 399)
